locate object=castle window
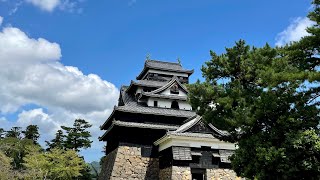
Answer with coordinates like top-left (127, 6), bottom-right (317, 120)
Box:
top-left (154, 101), bottom-right (158, 107)
top-left (171, 101), bottom-right (179, 109)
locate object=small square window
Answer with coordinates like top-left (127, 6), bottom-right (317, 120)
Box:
top-left (154, 101), bottom-right (158, 107)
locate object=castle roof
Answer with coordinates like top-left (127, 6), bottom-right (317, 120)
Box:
top-left (136, 60), bottom-right (194, 80)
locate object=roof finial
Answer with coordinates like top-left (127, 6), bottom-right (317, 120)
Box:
top-left (177, 57), bottom-right (181, 65)
top-left (146, 53), bottom-right (151, 61)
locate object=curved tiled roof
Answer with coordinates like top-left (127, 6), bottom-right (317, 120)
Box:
top-left (174, 115), bottom-right (201, 133)
top-left (115, 105), bottom-right (196, 118)
top-left (136, 60), bottom-right (194, 80)
top-left (113, 120), bottom-right (179, 130)
top-left (125, 80), bottom-right (168, 93)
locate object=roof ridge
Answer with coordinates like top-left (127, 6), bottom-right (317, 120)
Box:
top-left (146, 59), bottom-right (182, 66)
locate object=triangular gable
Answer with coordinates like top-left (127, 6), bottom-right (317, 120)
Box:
top-left (175, 115), bottom-right (229, 137)
top-left (146, 76), bottom-right (188, 95)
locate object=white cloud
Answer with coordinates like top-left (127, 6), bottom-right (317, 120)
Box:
top-left (25, 0), bottom-right (60, 12)
top-left (0, 25), bottom-right (119, 161)
top-left (24, 0), bottom-right (83, 12)
top-left (0, 16), bottom-right (3, 26)
top-left (0, 27), bottom-right (61, 65)
top-left (275, 17), bottom-right (315, 47)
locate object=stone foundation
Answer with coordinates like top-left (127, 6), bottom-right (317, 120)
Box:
top-left (206, 168), bottom-right (243, 180)
top-left (161, 166), bottom-right (242, 180)
top-left (159, 166), bottom-right (172, 180)
top-left (99, 145), bottom-right (159, 180)
top-left (99, 146), bottom-right (243, 180)
top-left (171, 166), bottom-right (191, 180)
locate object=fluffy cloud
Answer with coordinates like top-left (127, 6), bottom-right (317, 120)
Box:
top-left (25, 0), bottom-right (60, 12)
top-left (0, 25), bottom-right (118, 161)
top-left (25, 0), bottom-right (83, 12)
top-left (275, 17), bottom-right (315, 47)
top-left (0, 16), bottom-right (3, 26)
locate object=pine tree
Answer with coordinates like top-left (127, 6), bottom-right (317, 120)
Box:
top-left (45, 130), bottom-right (65, 151)
top-left (188, 2), bottom-right (320, 177)
top-left (61, 119), bottom-right (92, 151)
top-left (5, 127), bottom-right (22, 139)
top-left (23, 125), bottom-right (40, 144)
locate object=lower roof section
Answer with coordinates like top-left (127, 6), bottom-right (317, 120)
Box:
top-left (115, 105), bottom-right (196, 118)
top-left (154, 131), bottom-right (236, 152)
top-left (99, 119), bottom-right (179, 141)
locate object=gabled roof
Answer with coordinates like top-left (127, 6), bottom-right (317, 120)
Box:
top-left (173, 115), bottom-right (229, 137)
top-left (136, 60), bottom-right (194, 80)
top-left (147, 76), bottom-right (189, 94)
top-left (175, 115), bottom-right (201, 133)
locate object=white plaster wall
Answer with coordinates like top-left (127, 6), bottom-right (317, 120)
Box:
top-left (161, 87), bottom-right (187, 97)
top-left (147, 97), bottom-right (171, 108)
top-left (148, 69), bottom-right (188, 77)
top-left (179, 101), bottom-right (192, 110)
top-left (147, 97), bottom-right (192, 110)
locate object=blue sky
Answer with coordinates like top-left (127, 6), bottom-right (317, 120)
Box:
top-left (0, 0), bottom-right (314, 162)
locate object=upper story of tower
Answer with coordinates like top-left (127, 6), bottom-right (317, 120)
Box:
top-left (136, 60), bottom-right (194, 82)
top-left (124, 60), bottom-right (194, 111)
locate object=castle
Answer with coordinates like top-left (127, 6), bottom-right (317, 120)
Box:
top-left (99, 60), bottom-right (240, 180)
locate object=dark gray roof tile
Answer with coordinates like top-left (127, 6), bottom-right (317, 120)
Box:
top-left (115, 105), bottom-right (196, 118)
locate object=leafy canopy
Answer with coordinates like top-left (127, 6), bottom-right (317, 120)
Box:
top-left (188, 1), bottom-right (320, 179)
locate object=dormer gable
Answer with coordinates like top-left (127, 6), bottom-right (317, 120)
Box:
top-left (147, 76), bottom-right (188, 95)
top-left (138, 77), bottom-right (189, 101)
top-left (175, 115), bottom-right (229, 137)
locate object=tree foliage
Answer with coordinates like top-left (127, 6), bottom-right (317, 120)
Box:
top-left (6, 127), bottom-right (22, 139)
top-left (46, 130), bottom-right (65, 151)
top-left (61, 119), bottom-right (92, 151)
top-left (23, 146), bottom-right (86, 180)
top-left (188, 1), bottom-right (320, 179)
top-left (0, 150), bottom-right (13, 180)
top-left (0, 137), bottom-right (36, 169)
top-left (22, 125), bottom-right (40, 144)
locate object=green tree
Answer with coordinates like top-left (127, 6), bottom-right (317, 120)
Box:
top-left (0, 128), bottom-right (5, 139)
top-left (6, 127), bottom-right (22, 139)
top-left (46, 129), bottom-right (65, 151)
top-left (0, 150), bottom-right (13, 180)
top-left (61, 119), bottom-right (92, 151)
top-left (0, 137), bottom-right (36, 169)
top-left (188, 2), bottom-right (320, 177)
top-left (23, 125), bottom-right (40, 144)
top-left (23, 147), bottom-right (86, 180)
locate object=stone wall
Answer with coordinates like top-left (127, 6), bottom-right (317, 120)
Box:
top-left (206, 168), bottom-right (244, 180)
top-left (101, 145), bottom-right (159, 180)
top-left (171, 166), bottom-right (191, 180)
top-left (159, 167), bottom-right (172, 180)
top-left (98, 147), bottom-right (118, 180)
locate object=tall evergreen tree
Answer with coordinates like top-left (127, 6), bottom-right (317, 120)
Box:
top-left (5, 127), bottom-right (22, 139)
top-left (45, 130), bottom-right (65, 151)
top-left (61, 119), bottom-right (92, 151)
top-left (188, 2), bottom-right (320, 178)
top-left (23, 125), bottom-right (40, 144)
